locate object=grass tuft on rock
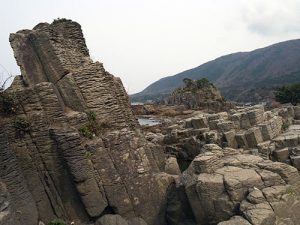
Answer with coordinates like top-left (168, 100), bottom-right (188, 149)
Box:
top-left (47, 219), bottom-right (66, 225)
top-left (79, 111), bottom-right (111, 139)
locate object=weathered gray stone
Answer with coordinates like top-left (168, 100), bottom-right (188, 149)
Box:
top-left (241, 201), bottom-right (276, 225)
top-left (96, 214), bottom-right (128, 225)
top-left (224, 130), bottom-right (238, 149)
top-left (218, 216), bottom-right (251, 225)
top-left (183, 146), bottom-right (300, 225)
top-left (216, 166), bottom-right (264, 202)
top-left (217, 121), bottom-right (235, 132)
top-left (273, 148), bottom-right (290, 162)
top-left (257, 141), bottom-right (273, 159)
top-left (240, 113), bottom-right (252, 129)
top-left (290, 155), bottom-right (300, 170)
top-left (235, 132), bottom-right (248, 149)
top-left (192, 151), bottom-right (224, 174)
top-left (165, 157), bottom-right (181, 175)
top-left (1, 19), bottom-right (168, 225)
top-left (127, 217), bottom-right (148, 225)
top-left (245, 127), bottom-right (263, 148)
top-left (294, 106), bottom-right (300, 120)
top-left (257, 170), bottom-right (285, 187)
top-left (190, 117), bottom-right (208, 129)
top-left (0, 182), bottom-right (20, 225)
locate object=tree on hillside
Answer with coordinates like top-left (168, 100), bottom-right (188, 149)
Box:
top-left (182, 77), bottom-right (213, 92)
top-left (274, 83), bottom-right (300, 106)
top-left (196, 78), bottom-right (211, 88)
top-left (183, 78), bottom-right (193, 89)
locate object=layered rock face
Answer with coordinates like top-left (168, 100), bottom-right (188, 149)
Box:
top-left (0, 182), bottom-right (19, 225)
top-left (183, 144), bottom-right (300, 225)
top-left (143, 103), bottom-right (300, 224)
top-left (0, 19), bottom-right (167, 225)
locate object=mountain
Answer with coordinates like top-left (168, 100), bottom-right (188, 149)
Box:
top-left (131, 39), bottom-right (300, 103)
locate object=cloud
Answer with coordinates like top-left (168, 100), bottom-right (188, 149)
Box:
top-left (241, 0), bottom-right (300, 36)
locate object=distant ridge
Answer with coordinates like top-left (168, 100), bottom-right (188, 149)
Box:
top-left (131, 39), bottom-right (300, 103)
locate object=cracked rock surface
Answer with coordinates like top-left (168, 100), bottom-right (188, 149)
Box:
top-left (182, 144), bottom-right (300, 225)
top-left (0, 19), bottom-right (168, 225)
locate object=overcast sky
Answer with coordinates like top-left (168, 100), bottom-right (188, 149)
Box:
top-left (1, 0), bottom-right (300, 94)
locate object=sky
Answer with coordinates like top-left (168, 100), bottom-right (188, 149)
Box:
top-left (1, 0), bottom-right (300, 94)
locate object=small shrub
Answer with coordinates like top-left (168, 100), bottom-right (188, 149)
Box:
top-left (47, 219), bottom-right (66, 225)
top-left (182, 77), bottom-right (213, 92)
top-left (285, 187), bottom-right (296, 197)
top-left (79, 111), bottom-right (111, 139)
top-left (79, 124), bottom-right (94, 139)
top-left (87, 110), bottom-right (96, 121)
top-left (282, 122), bottom-right (289, 131)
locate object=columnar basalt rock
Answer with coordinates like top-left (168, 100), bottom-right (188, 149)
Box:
top-left (182, 145), bottom-right (300, 225)
top-left (0, 19), bottom-right (168, 225)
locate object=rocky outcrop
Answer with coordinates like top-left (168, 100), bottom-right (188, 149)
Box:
top-left (182, 145), bottom-right (300, 225)
top-left (2, 18), bottom-right (300, 225)
top-left (164, 79), bottom-right (235, 112)
top-left (0, 19), bottom-right (168, 225)
top-left (161, 104), bottom-right (300, 163)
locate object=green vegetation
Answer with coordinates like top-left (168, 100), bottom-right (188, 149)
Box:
top-left (131, 39), bottom-right (300, 103)
top-left (181, 77), bottom-right (213, 93)
top-left (79, 124), bottom-right (94, 139)
top-left (282, 122), bottom-right (289, 131)
top-left (47, 219), bottom-right (66, 225)
top-left (79, 111), bottom-right (110, 139)
top-left (183, 78), bottom-right (193, 89)
top-left (285, 187), bottom-right (296, 197)
top-left (196, 78), bottom-right (211, 88)
top-left (274, 83), bottom-right (300, 106)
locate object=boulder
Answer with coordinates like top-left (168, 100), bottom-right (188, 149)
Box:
top-left (245, 127), bottom-right (263, 148)
top-left (218, 216), bottom-right (251, 225)
top-left (96, 214), bottom-right (128, 225)
top-left (165, 157), bottom-right (181, 175)
top-left (223, 130), bottom-right (238, 148)
top-left (294, 106), bottom-right (300, 120)
top-left (190, 117), bottom-right (208, 129)
top-left (273, 148), bottom-right (290, 162)
top-left (290, 155), bottom-right (300, 170)
top-left (235, 132), bottom-right (248, 149)
top-left (127, 217), bottom-right (148, 225)
top-left (182, 146), bottom-right (300, 225)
